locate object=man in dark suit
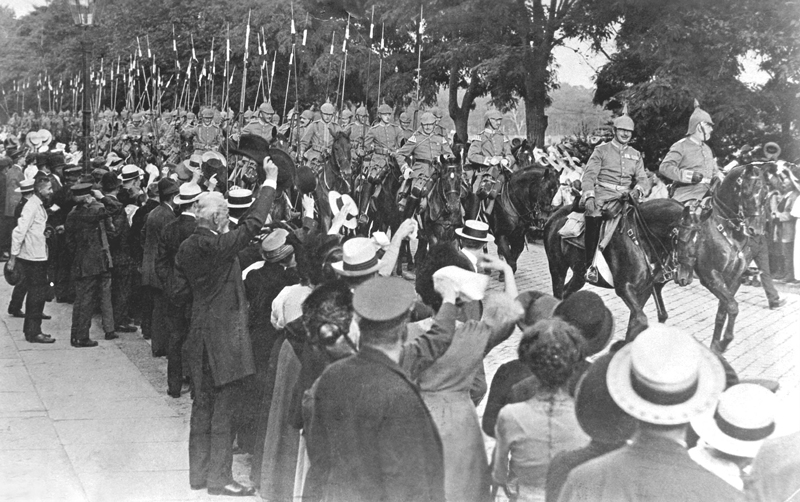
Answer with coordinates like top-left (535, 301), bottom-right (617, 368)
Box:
top-left (129, 183), bottom-right (159, 336)
top-left (156, 182), bottom-right (202, 398)
top-left (306, 276), bottom-right (450, 502)
top-left (173, 158), bottom-right (278, 497)
top-left (141, 178), bottom-right (178, 356)
top-left (65, 183), bottom-right (116, 347)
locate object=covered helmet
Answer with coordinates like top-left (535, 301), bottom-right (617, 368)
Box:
top-left (612, 114), bottom-right (634, 131)
top-left (484, 110), bottom-right (503, 123)
top-left (259, 102), bottom-right (275, 114)
top-left (399, 112), bottom-right (411, 123)
top-left (340, 109), bottom-right (353, 119)
top-left (356, 106), bottom-right (368, 117)
top-left (301, 109), bottom-right (315, 121)
top-left (687, 103), bottom-right (713, 135)
top-left (320, 103), bottom-right (336, 114)
top-left (420, 112), bottom-right (436, 125)
top-left (378, 104), bottom-right (392, 115)
top-left (244, 109), bottom-right (254, 120)
top-left (201, 108), bottom-right (214, 119)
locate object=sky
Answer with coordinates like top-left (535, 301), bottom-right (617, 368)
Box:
top-left (2, 0), bottom-right (769, 89)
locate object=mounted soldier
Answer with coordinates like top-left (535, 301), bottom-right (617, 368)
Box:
top-left (581, 112), bottom-right (650, 283)
top-left (349, 106), bottom-right (370, 167)
top-left (242, 102), bottom-right (278, 140)
top-left (189, 108), bottom-right (224, 154)
top-left (659, 103), bottom-right (720, 204)
top-left (299, 103), bottom-right (344, 173)
top-left (357, 104), bottom-right (404, 223)
top-left (394, 112), bottom-right (452, 214)
top-left (466, 110), bottom-right (515, 216)
top-left (339, 109), bottom-right (353, 130)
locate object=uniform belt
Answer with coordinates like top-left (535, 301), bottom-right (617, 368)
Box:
top-left (415, 159), bottom-right (433, 165)
top-left (598, 181), bottom-right (631, 192)
top-left (373, 147), bottom-right (390, 155)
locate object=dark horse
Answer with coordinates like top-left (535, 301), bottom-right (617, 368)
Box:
top-left (488, 165), bottom-right (559, 273)
top-left (673, 164), bottom-right (769, 353)
top-left (356, 156), bottom-right (403, 237)
top-left (222, 134), bottom-right (296, 188)
top-left (544, 196), bottom-right (684, 340)
top-left (415, 155), bottom-right (464, 266)
top-left (314, 131), bottom-right (353, 231)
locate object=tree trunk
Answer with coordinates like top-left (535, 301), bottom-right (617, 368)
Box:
top-left (447, 63), bottom-right (479, 144)
top-left (523, 47), bottom-right (550, 147)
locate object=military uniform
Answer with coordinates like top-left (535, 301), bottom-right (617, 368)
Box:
top-left (467, 128), bottom-right (516, 197)
top-left (190, 123), bottom-right (224, 153)
top-left (659, 137), bottom-right (719, 203)
top-left (365, 122), bottom-right (403, 166)
top-left (300, 120), bottom-right (344, 163)
top-left (582, 140), bottom-right (650, 211)
top-left (242, 120), bottom-right (277, 141)
top-left (394, 129), bottom-right (452, 178)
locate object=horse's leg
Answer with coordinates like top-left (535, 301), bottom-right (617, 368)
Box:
top-left (508, 230), bottom-right (526, 274)
top-left (698, 269), bottom-right (739, 353)
top-left (719, 279), bottom-right (743, 352)
top-left (653, 282), bottom-right (669, 323)
top-left (617, 281), bottom-right (651, 341)
top-left (496, 234), bottom-right (512, 270)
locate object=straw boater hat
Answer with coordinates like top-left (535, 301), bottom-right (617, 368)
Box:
top-left (455, 220), bottom-right (494, 243)
top-left (261, 229), bottom-right (294, 263)
top-left (227, 188), bottom-right (253, 209)
top-left (607, 324), bottom-right (725, 425)
top-left (328, 191), bottom-right (359, 230)
top-left (120, 164), bottom-right (142, 185)
top-left (574, 352), bottom-right (637, 444)
top-left (331, 237), bottom-right (383, 277)
top-left (106, 152), bottom-right (124, 169)
top-left (14, 178), bottom-right (35, 194)
top-left (173, 183), bottom-right (203, 206)
top-left (691, 383), bottom-right (778, 458)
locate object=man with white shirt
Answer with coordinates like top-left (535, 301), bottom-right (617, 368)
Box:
top-left (9, 176), bottom-right (55, 343)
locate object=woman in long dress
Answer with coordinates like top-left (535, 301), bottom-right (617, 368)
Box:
top-left (407, 243), bottom-right (522, 502)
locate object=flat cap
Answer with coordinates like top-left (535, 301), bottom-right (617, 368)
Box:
top-left (353, 277), bottom-right (415, 322)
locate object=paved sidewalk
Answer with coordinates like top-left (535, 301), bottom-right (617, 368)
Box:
top-left (0, 241), bottom-right (798, 501)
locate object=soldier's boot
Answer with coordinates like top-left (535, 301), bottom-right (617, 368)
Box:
top-left (358, 182), bottom-right (374, 226)
top-left (584, 216), bottom-right (603, 284)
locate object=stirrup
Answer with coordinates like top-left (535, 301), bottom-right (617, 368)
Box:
top-left (585, 266), bottom-right (599, 284)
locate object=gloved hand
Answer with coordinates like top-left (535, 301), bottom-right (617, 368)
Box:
top-left (402, 164), bottom-right (413, 180)
top-left (585, 197), bottom-right (597, 215)
top-left (691, 172), bottom-right (704, 184)
top-left (500, 158), bottom-right (510, 168)
top-left (630, 188), bottom-right (642, 200)
top-left (488, 156), bottom-right (500, 166)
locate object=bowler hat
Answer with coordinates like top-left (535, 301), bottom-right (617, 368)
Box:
top-left (554, 291), bottom-right (614, 356)
top-left (607, 324), bottom-right (725, 425)
top-left (157, 178), bottom-right (179, 197)
top-left (101, 172), bottom-right (121, 192)
top-left (4, 261), bottom-right (23, 286)
top-left (353, 277), bottom-right (415, 322)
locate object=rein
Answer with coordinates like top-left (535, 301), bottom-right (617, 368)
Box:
top-left (627, 198), bottom-right (675, 281)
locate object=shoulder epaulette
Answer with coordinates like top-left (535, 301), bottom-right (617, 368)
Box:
top-left (408, 135), bottom-right (417, 142)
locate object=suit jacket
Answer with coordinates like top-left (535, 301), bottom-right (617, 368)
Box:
top-left (101, 194), bottom-right (132, 267)
top-left (141, 202), bottom-right (176, 288)
top-left (174, 185), bottom-right (275, 387)
top-left (306, 346), bottom-right (445, 502)
top-left (155, 212), bottom-right (197, 301)
top-left (557, 432), bottom-right (745, 502)
top-left (129, 198), bottom-right (159, 265)
top-left (65, 200), bottom-right (114, 278)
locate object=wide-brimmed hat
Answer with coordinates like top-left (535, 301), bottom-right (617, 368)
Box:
top-left (185, 154), bottom-right (203, 173)
top-left (455, 220), bottom-right (494, 243)
top-left (554, 291), bottom-right (614, 356)
top-left (106, 152), bottom-right (123, 168)
top-left (331, 237), bottom-right (383, 277)
top-left (607, 324), bottom-right (725, 425)
top-left (261, 228), bottom-right (294, 263)
top-left (227, 188), bottom-right (253, 208)
top-left (328, 191), bottom-right (358, 230)
top-left (14, 178), bottom-right (35, 194)
top-left (173, 183), bottom-right (203, 205)
top-left (353, 276), bottom-right (415, 322)
top-left (575, 352), bottom-right (637, 444)
top-left (691, 383), bottom-right (777, 458)
top-left (202, 150), bottom-right (227, 168)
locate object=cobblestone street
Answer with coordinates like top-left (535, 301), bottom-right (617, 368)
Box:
top-left (0, 240), bottom-right (798, 501)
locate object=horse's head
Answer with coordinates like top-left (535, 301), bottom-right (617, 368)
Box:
top-left (739, 164), bottom-right (768, 234)
top-left (514, 139), bottom-right (535, 167)
top-left (331, 131), bottom-right (352, 180)
top-left (673, 204), bottom-right (703, 287)
top-left (528, 166), bottom-right (559, 226)
top-left (268, 128), bottom-right (290, 153)
top-left (437, 154), bottom-right (462, 214)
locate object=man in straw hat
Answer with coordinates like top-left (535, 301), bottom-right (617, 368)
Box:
top-left (8, 176), bottom-right (55, 344)
top-left (306, 277), bottom-right (450, 502)
top-left (659, 101), bottom-right (721, 204)
top-left (581, 111), bottom-right (650, 284)
top-left (455, 220), bottom-right (495, 273)
top-left (156, 182), bottom-right (203, 398)
top-left (557, 324), bottom-right (743, 502)
top-left (689, 383), bottom-right (778, 491)
top-left (173, 158), bottom-right (279, 497)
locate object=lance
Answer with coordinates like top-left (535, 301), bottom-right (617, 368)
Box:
top-left (325, 32), bottom-right (335, 99)
top-left (283, 6), bottom-right (297, 120)
top-left (209, 37), bottom-right (215, 107)
top-left (267, 52), bottom-right (276, 102)
top-left (365, 7), bottom-right (374, 110)
top-left (377, 23), bottom-right (384, 106)
top-left (340, 13), bottom-right (350, 111)
top-left (238, 9), bottom-right (252, 135)
top-left (254, 61), bottom-right (263, 109)
top-left (414, 4), bottom-right (423, 129)
top-left (224, 23), bottom-right (231, 114)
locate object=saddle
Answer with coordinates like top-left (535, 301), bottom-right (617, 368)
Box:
top-left (559, 212), bottom-right (623, 253)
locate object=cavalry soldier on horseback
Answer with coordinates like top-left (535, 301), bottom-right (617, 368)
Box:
top-left (467, 110), bottom-right (515, 216)
top-left (581, 113), bottom-right (650, 283)
top-left (350, 106), bottom-right (371, 167)
top-left (242, 102), bottom-right (278, 140)
top-left (300, 103), bottom-right (343, 172)
top-left (659, 104), bottom-right (720, 204)
top-left (399, 111), bottom-right (413, 144)
top-left (339, 109), bottom-right (353, 129)
top-left (358, 104), bottom-right (403, 222)
top-left (188, 108), bottom-right (224, 154)
top-left (124, 112), bottom-right (151, 138)
top-left (394, 111), bottom-right (452, 213)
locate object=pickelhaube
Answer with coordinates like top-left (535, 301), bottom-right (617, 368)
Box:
top-left (320, 103), bottom-right (335, 114)
top-left (420, 112), bottom-right (436, 125)
top-left (356, 106), bottom-right (368, 117)
top-left (259, 102), bottom-right (275, 114)
top-left (341, 109), bottom-right (353, 119)
top-left (378, 104), bottom-right (392, 115)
